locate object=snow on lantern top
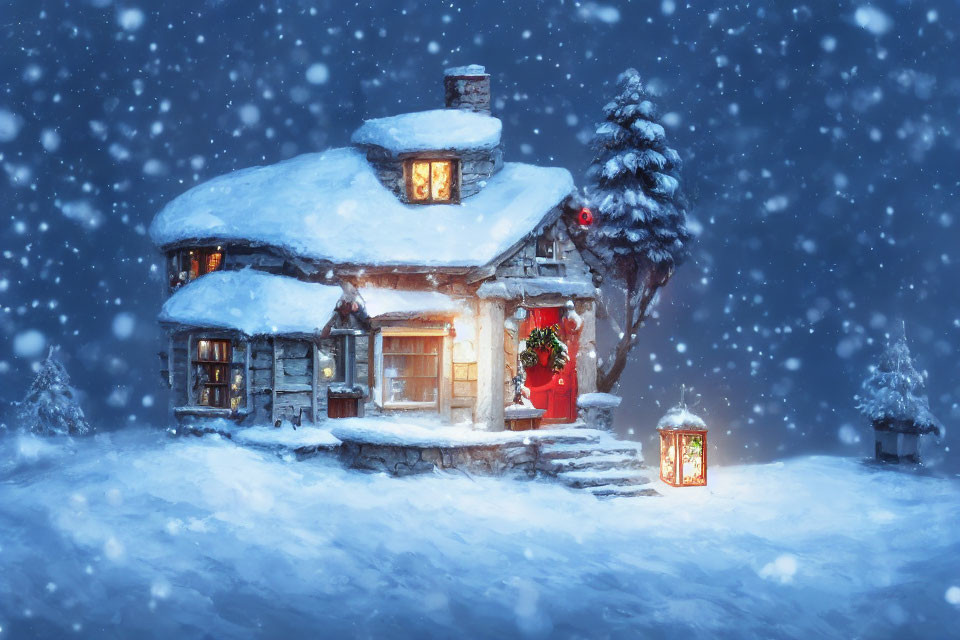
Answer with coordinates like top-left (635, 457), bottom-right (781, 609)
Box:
top-left (351, 109), bottom-right (502, 155)
top-left (656, 404), bottom-right (707, 431)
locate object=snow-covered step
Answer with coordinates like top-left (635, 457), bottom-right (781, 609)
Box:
top-left (539, 442), bottom-right (642, 461)
top-left (556, 468), bottom-right (654, 489)
top-left (589, 484), bottom-right (660, 498)
top-left (546, 452), bottom-right (644, 473)
top-left (534, 433), bottom-right (602, 447)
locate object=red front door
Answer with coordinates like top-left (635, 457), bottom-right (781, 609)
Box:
top-left (520, 307), bottom-right (578, 423)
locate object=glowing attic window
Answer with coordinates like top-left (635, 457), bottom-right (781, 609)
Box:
top-left (407, 159), bottom-right (457, 203)
top-left (171, 246), bottom-right (224, 290)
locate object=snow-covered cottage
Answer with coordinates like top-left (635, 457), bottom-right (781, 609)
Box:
top-left (149, 65), bottom-right (598, 431)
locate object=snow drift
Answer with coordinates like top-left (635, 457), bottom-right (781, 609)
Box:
top-left (0, 429), bottom-right (958, 638)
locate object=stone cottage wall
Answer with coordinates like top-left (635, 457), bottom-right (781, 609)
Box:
top-left (339, 440), bottom-right (541, 477)
top-left (362, 146), bottom-right (503, 201)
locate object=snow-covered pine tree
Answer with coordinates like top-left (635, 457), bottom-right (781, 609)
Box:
top-left (855, 326), bottom-right (940, 434)
top-left (585, 68), bottom-right (692, 392)
top-left (17, 347), bottom-right (92, 436)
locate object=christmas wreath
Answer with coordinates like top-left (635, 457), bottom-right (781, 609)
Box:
top-left (520, 325), bottom-right (569, 373)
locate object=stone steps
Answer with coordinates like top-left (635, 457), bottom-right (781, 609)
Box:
top-left (556, 467), bottom-right (654, 489)
top-left (546, 452), bottom-right (644, 473)
top-left (539, 433), bottom-right (658, 497)
top-left (539, 443), bottom-right (643, 462)
top-left (533, 433), bottom-right (602, 447)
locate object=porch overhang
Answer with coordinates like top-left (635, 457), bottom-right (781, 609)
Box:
top-left (475, 277), bottom-right (596, 301)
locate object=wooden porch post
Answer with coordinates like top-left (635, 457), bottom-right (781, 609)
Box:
top-left (576, 301), bottom-right (598, 395)
top-left (475, 299), bottom-right (505, 430)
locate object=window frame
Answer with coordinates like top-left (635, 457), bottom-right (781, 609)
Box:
top-left (186, 335), bottom-right (247, 412)
top-left (404, 158), bottom-right (460, 204)
top-left (170, 246), bottom-right (225, 290)
top-left (376, 331), bottom-right (445, 410)
top-left (535, 235), bottom-right (560, 261)
top-left (192, 338), bottom-right (232, 409)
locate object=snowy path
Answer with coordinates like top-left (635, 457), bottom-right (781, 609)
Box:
top-left (0, 429), bottom-right (958, 639)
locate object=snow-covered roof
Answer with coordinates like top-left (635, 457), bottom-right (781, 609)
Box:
top-left (149, 147), bottom-right (573, 268)
top-left (160, 270), bottom-right (343, 336)
top-left (160, 270), bottom-right (464, 336)
top-left (350, 109), bottom-right (502, 154)
top-left (476, 277), bottom-right (595, 300)
top-left (657, 405), bottom-right (707, 431)
top-left (361, 287), bottom-right (462, 318)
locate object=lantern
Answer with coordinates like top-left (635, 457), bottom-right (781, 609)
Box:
top-left (577, 207), bottom-right (594, 226)
top-left (656, 405), bottom-right (707, 487)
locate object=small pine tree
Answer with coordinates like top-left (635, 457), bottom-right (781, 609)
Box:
top-left (855, 326), bottom-right (940, 433)
top-left (585, 68), bottom-right (693, 392)
top-left (17, 347), bottom-right (92, 436)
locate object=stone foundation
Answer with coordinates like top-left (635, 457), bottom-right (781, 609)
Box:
top-left (339, 440), bottom-right (540, 477)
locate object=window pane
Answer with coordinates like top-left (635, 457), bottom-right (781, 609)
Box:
top-left (197, 339), bottom-right (230, 362)
top-left (194, 339), bottom-right (233, 408)
top-left (660, 433), bottom-right (676, 483)
top-left (204, 251), bottom-right (223, 274)
top-left (190, 252), bottom-right (200, 280)
top-left (383, 354), bottom-right (438, 377)
top-left (682, 434), bottom-right (705, 484)
top-left (430, 161), bottom-right (452, 201)
top-left (381, 336), bottom-right (441, 405)
top-left (318, 348), bottom-right (337, 381)
top-left (536, 236), bottom-right (556, 259)
top-left (411, 161), bottom-right (430, 200)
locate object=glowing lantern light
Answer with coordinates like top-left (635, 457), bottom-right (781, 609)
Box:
top-left (656, 404), bottom-right (707, 487)
top-left (577, 207), bottom-right (594, 226)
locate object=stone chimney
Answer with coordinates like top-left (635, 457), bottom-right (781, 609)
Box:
top-left (444, 64), bottom-right (491, 114)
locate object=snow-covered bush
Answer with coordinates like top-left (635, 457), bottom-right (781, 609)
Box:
top-left (855, 328), bottom-right (940, 433)
top-left (15, 347), bottom-right (92, 437)
top-left (584, 68), bottom-right (693, 392)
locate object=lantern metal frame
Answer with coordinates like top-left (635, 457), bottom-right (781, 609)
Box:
top-left (657, 427), bottom-right (708, 487)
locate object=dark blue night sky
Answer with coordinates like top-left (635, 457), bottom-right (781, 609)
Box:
top-left (1, 0), bottom-right (957, 470)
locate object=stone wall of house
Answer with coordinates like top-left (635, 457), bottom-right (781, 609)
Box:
top-left (273, 338), bottom-right (314, 423)
top-left (169, 333), bottom-right (369, 426)
top-left (249, 337), bottom-right (274, 424)
top-left (224, 246), bottom-right (287, 274)
top-left (494, 217), bottom-right (592, 281)
top-left (459, 147), bottom-right (503, 198)
top-left (169, 334), bottom-right (190, 407)
top-left (339, 440), bottom-right (541, 477)
top-left (362, 146), bottom-right (503, 201)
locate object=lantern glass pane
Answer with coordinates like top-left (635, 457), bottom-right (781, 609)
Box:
top-left (681, 434), bottom-right (705, 485)
top-left (660, 432), bottom-right (677, 484)
top-left (411, 161), bottom-right (430, 200)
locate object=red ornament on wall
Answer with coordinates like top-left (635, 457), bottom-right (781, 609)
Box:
top-left (577, 207), bottom-right (594, 226)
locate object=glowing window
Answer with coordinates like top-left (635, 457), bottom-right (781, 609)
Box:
top-left (171, 246), bottom-right (224, 290)
top-left (192, 338), bottom-right (246, 411)
top-left (407, 159), bottom-right (457, 203)
top-left (193, 339), bottom-right (231, 409)
top-left (382, 335), bottom-right (441, 407)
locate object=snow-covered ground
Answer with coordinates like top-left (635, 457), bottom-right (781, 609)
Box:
top-left (1, 429), bottom-right (958, 639)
